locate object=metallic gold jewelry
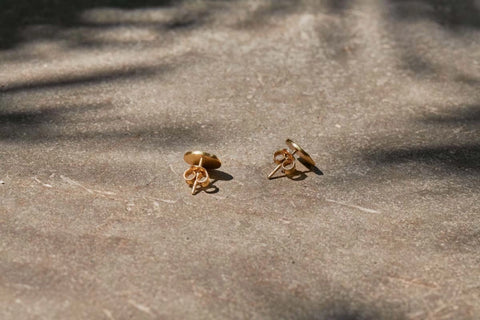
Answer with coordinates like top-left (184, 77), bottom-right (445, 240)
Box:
top-left (267, 139), bottom-right (315, 179)
top-left (183, 151), bottom-right (221, 195)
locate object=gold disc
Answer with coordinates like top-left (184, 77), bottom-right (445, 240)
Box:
top-left (286, 139), bottom-right (316, 166)
top-left (184, 151), bottom-right (221, 169)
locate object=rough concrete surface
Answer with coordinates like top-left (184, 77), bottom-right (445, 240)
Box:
top-left (1, 0), bottom-right (479, 319)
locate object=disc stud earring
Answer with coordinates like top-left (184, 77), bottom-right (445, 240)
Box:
top-left (267, 139), bottom-right (315, 179)
top-left (183, 151), bottom-right (221, 195)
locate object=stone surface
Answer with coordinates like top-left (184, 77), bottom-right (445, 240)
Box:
top-left (0, 0), bottom-right (479, 319)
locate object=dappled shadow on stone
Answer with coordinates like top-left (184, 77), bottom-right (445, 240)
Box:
top-left (455, 75), bottom-right (480, 87)
top-left (324, 0), bottom-right (350, 14)
top-left (0, 65), bottom-right (164, 94)
top-left (368, 144), bottom-right (480, 175)
top-left (362, 101), bottom-right (480, 181)
top-left (234, 0), bottom-right (350, 31)
top-left (0, 103), bottom-right (108, 141)
top-left (437, 227), bottom-right (480, 253)
top-left (0, 99), bottom-right (219, 149)
top-left (389, 0), bottom-right (480, 30)
top-left (0, 56), bottom-right (202, 147)
top-left (0, 0), bottom-right (185, 49)
top-left (0, 105), bottom-right (100, 126)
top-left (0, 112), bottom-right (219, 148)
top-left (265, 294), bottom-right (405, 320)
top-left (385, 0), bottom-right (480, 79)
top-left (233, 0), bottom-right (299, 29)
top-left (421, 104), bottom-right (480, 124)
top-left (363, 2), bottom-right (480, 182)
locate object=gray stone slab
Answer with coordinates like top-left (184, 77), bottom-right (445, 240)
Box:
top-left (1, 0), bottom-right (479, 319)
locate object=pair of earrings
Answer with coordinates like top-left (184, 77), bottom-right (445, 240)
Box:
top-left (183, 139), bottom-right (315, 195)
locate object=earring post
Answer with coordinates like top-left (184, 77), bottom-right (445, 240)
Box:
top-left (191, 157), bottom-right (204, 195)
top-left (267, 149), bottom-right (297, 179)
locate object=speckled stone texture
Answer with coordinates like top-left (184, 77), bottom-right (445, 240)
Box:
top-left (1, 0), bottom-right (479, 319)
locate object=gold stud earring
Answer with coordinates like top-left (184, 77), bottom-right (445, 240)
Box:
top-left (183, 151), bottom-right (221, 195)
top-left (267, 139), bottom-right (315, 179)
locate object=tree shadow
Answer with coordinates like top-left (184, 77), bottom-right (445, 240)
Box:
top-left (421, 104), bottom-right (480, 124)
top-left (262, 288), bottom-right (405, 320)
top-left (0, 51), bottom-right (222, 148)
top-left (0, 104), bottom-right (104, 127)
top-left (385, 0), bottom-right (480, 79)
top-left (361, 102), bottom-right (480, 182)
top-left (0, 65), bottom-right (164, 94)
top-left (368, 144), bottom-right (480, 174)
top-left (0, 2), bottom-right (232, 188)
top-left (322, 0), bottom-right (350, 14)
top-left (233, 0), bottom-right (299, 30)
top-left (0, 102), bottom-right (107, 142)
top-left (0, 0), bottom-right (191, 49)
top-left (234, 0), bottom-right (350, 31)
top-left (289, 302), bottom-right (404, 320)
top-left (0, 115), bottom-right (221, 148)
top-left (389, 0), bottom-right (480, 30)
top-left (0, 97), bottom-right (222, 150)
top-left (360, 2), bottom-right (480, 181)
top-left (0, 61), bottom-right (189, 146)
top-left (436, 228), bottom-right (480, 253)
top-left (386, 105), bottom-right (480, 175)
